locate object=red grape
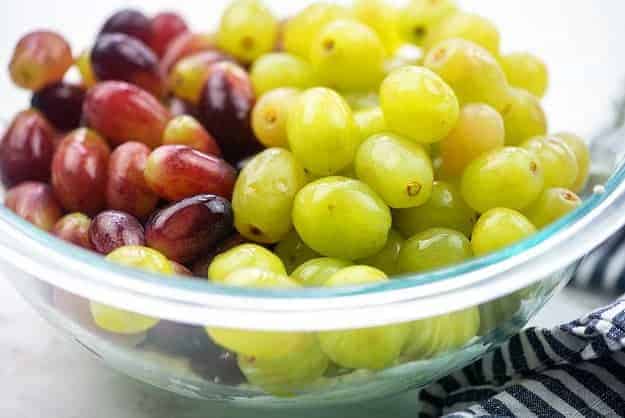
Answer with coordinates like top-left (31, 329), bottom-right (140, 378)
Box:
top-left (150, 12), bottom-right (189, 57)
top-left (0, 109), bottom-right (57, 188)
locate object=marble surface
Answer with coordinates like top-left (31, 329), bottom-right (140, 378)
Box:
top-left (0, 271), bottom-right (613, 418)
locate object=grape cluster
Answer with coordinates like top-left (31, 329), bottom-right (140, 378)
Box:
top-left (1, 0), bottom-right (589, 396)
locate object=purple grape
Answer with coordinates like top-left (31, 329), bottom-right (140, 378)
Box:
top-left (31, 82), bottom-right (86, 131)
top-left (190, 349), bottom-right (245, 386)
top-left (146, 321), bottom-right (211, 356)
top-left (99, 9), bottom-right (152, 46)
top-left (91, 33), bottom-right (163, 97)
top-left (198, 61), bottom-right (261, 163)
top-left (145, 194), bottom-right (234, 264)
top-left (88, 210), bottom-right (145, 254)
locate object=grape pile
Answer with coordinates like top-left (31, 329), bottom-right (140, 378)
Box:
top-left (1, 0), bottom-right (589, 396)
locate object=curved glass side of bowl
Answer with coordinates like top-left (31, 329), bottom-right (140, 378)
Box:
top-left (6, 256), bottom-right (576, 405)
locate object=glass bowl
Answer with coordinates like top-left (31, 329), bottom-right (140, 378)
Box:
top-left (1, 0), bottom-right (625, 409)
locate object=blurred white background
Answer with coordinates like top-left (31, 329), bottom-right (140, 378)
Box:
top-left (0, 0), bottom-right (625, 137)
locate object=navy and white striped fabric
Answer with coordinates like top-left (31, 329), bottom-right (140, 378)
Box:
top-left (420, 230), bottom-right (625, 418)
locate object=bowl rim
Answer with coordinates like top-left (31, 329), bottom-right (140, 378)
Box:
top-left (1, 136), bottom-right (624, 331)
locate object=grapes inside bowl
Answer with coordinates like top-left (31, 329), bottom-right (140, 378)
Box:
top-left (1, 0), bottom-right (625, 409)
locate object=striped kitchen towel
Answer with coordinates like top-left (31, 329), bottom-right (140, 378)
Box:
top-left (420, 234), bottom-right (625, 417)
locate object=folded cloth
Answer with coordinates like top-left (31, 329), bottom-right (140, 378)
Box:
top-left (420, 235), bottom-right (625, 418)
top-left (419, 299), bottom-right (625, 417)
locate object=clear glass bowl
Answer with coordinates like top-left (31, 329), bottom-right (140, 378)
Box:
top-left (2, 0), bottom-right (625, 409)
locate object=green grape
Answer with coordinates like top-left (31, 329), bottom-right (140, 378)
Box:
top-left (478, 287), bottom-right (534, 335)
top-left (91, 246), bottom-right (173, 334)
top-left (342, 91), bottom-right (379, 110)
top-left (208, 243), bottom-right (287, 283)
top-left (220, 267), bottom-right (299, 289)
top-left (554, 132), bottom-right (590, 193)
top-left (380, 66), bottom-right (459, 144)
top-left (76, 48), bottom-right (96, 88)
top-left (309, 19), bottom-right (385, 91)
top-left (424, 12), bottom-right (500, 56)
top-left (460, 147), bottom-right (544, 213)
top-left (393, 181), bottom-right (476, 238)
top-left (217, 0), bottom-right (278, 63)
top-left (292, 177), bottom-right (392, 260)
top-left (439, 306), bottom-right (480, 352)
top-left (478, 295), bottom-right (520, 335)
top-left (354, 133), bottom-right (434, 208)
top-left (251, 88), bottom-right (300, 148)
top-left (168, 53), bottom-right (222, 105)
top-left (105, 246), bottom-right (174, 274)
top-left (324, 265), bottom-right (387, 286)
top-left (523, 188), bottom-right (581, 229)
top-left (402, 306), bottom-right (479, 360)
top-left (471, 208), bottom-right (536, 256)
top-left (424, 39), bottom-right (511, 112)
top-left (209, 327), bottom-right (316, 361)
top-left (398, 228), bottom-right (472, 274)
top-left (274, 230), bottom-right (320, 273)
top-left (238, 337), bottom-right (329, 395)
top-left (90, 303), bottom-right (159, 336)
top-left (318, 268), bottom-right (409, 369)
top-left (352, 0), bottom-right (402, 55)
top-left (233, 148), bottom-right (307, 243)
top-left (291, 257), bottom-right (353, 287)
top-left (287, 87), bottom-right (358, 176)
top-left (357, 229), bottom-right (403, 276)
top-left (354, 107), bottom-right (386, 143)
top-left (521, 136), bottom-right (578, 190)
top-left (250, 53), bottom-right (316, 96)
top-left (402, 314), bottom-right (443, 360)
top-left (502, 87), bottom-right (548, 146)
top-left (207, 268), bottom-right (315, 360)
top-left (397, 0), bottom-right (457, 46)
top-left (321, 322), bottom-right (411, 369)
top-left (500, 52), bottom-right (549, 98)
top-left (440, 103), bottom-right (505, 177)
top-left (282, 3), bottom-right (352, 58)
